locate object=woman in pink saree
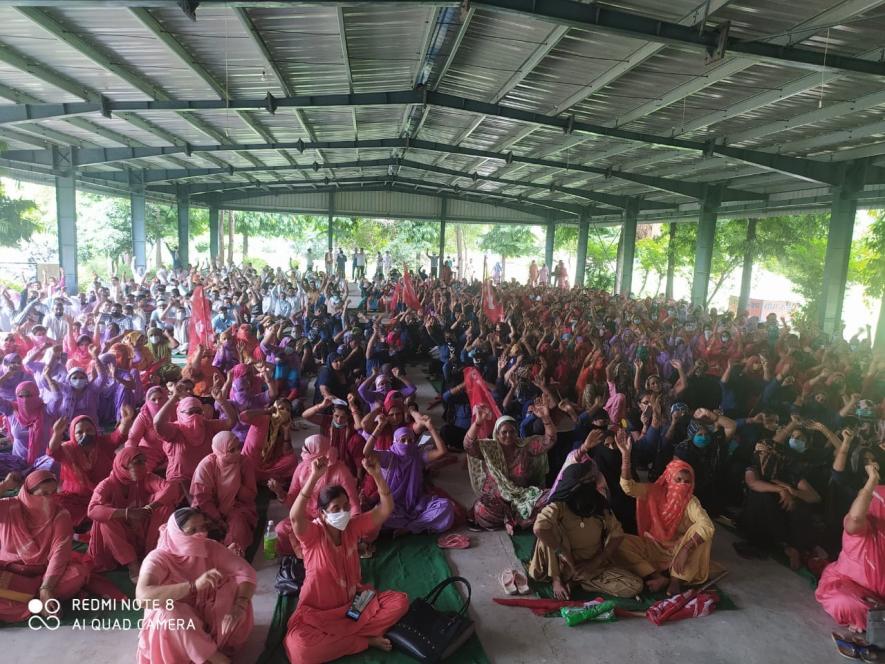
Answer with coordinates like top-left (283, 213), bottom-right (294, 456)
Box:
top-left (816, 461), bottom-right (885, 631)
top-left (154, 383), bottom-right (237, 489)
top-left (190, 432), bottom-right (257, 558)
top-left (126, 385), bottom-right (171, 472)
top-left (47, 410), bottom-right (134, 528)
top-left (87, 447), bottom-right (179, 578)
top-left (284, 455), bottom-right (409, 664)
top-left (136, 508), bottom-right (256, 664)
top-left (0, 470), bottom-right (89, 623)
top-left (271, 433), bottom-right (359, 557)
top-left (240, 397), bottom-right (298, 483)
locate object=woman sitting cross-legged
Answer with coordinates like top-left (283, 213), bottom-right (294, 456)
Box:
top-left (135, 508), bottom-right (256, 664)
top-left (816, 459), bottom-right (885, 633)
top-left (0, 470), bottom-right (89, 623)
top-left (284, 455), bottom-right (409, 664)
top-left (362, 412), bottom-right (455, 534)
top-left (530, 462), bottom-right (643, 600)
top-left (464, 403), bottom-right (556, 531)
top-left (613, 433), bottom-right (715, 595)
top-left (190, 431), bottom-right (258, 558)
top-left (739, 439), bottom-right (825, 569)
top-left (87, 447), bottom-right (179, 580)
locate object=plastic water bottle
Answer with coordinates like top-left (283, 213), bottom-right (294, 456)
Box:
top-left (263, 520), bottom-right (277, 560)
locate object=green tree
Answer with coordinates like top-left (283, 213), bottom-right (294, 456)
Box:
top-left (635, 230), bottom-right (670, 296)
top-left (0, 181), bottom-right (39, 246)
top-left (852, 211), bottom-right (885, 301)
top-left (479, 224), bottom-right (537, 280)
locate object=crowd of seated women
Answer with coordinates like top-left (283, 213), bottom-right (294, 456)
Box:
top-left (0, 256), bottom-right (881, 663)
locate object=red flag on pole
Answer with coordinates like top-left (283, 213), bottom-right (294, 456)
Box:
top-left (389, 282), bottom-right (401, 313)
top-left (187, 285), bottom-right (213, 358)
top-left (481, 279), bottom-right (504, 323)
top-left (463, 367), bottom-right (501, 439)
top-left (402, 266), bottom-right (420, 310)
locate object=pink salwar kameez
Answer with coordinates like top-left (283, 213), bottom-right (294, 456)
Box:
top-left (275, 435), bottom-right (359, 556)
top-left (816, 486), bottom-right (885, 631)
top-left (156, 397), bottom-right (229, 485)
top-left (190, 433), bottom-right (258, 554)
top-left (284, 513), bottom-right (409, 664)
top-left (0, 471), bottom-right (89, 622)
top-left (240, 410), bottom-right (298, 483)
top-left (126, 386), bottom-right (170, 472)
top-left (136, 514), bottom-right (256, 663)
top-left (48, 415), bottom-right (124, 527)
top-left (87, 447), bottom-right (179, 572)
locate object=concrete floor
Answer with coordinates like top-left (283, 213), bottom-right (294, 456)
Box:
top-left (3, 369), bottom-right (842, 663)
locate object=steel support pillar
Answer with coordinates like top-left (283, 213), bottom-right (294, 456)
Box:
top-left (616, 199), bottom-right (639, 296)
top-left (544, 219), bottom-right (555, 273)
top-left (327, 192), bottom-right (335, 252)
top-left (690, 185), bottom-right (723, 308)
top-left (820, 160), bottom-right (868, 335)
top-left (737, 218), bottom-right (757, 314)
top-left (176, 187), bottom-right (190, 270)
top-left (876, 296), bottom-right (884, 350)
top-left (439, 199), bottom-right (447, 262)
top-left (53, 145), bottom-right (77, 294)
top-left (575, 214), bottom-right (589, 288)
top-left (665, 222), bottom-right (677, 300)
top-left (130, 175), bottom-right (146, 275)
top-left (208, 204), bottom-right (220, 264)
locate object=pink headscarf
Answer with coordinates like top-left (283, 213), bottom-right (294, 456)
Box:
top-left (1, 470), bottom-right (69, 567)
top-left (176, 397), bottom-right (206, 446)
top-left (211, 431), bottom-right (242, 515)
top-left (156, 511), bottom-right (210, 559)
top-left (135, 386), bottom-right (166, 435)
top-left (301, 434), bottom-right (338, 465)
top-left (60, 415), bottom-right (112, 494)
top-left (14, 381), bottom-right (44, 465)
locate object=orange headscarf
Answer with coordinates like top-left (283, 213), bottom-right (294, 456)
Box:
top-left (635, 459), bottom-right (695, 543)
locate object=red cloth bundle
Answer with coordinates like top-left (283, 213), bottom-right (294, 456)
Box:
top-left (646, 590), bottom-right (719, 626)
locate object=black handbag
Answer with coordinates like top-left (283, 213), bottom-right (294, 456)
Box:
top-left (385, 576), bottom-right (475, 663)
top-left (274, 555), bottom-right (305, 596)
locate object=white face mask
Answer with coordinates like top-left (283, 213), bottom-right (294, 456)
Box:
top-left (70, 377), bottom-right (88, 390)
top-left (323, 509), bottom-right (351, 531)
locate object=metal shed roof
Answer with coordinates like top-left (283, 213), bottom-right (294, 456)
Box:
top-left (1, 0), bottom-right (885, 225)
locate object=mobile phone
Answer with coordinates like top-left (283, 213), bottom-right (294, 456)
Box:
top-left (346, 589), bottom-right (375, 620)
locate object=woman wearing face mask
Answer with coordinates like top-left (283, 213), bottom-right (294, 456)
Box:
top-left (190, 432), bottom-right (257, 558)
top-left (240, 397), bottom-right (298, 483)
top-left (738, 436), bottom-right (825, 569)
top-left (673, 409), bottom-right (736, 518)
top-left (126, 385), bottom-right (172, 472)
top-left (136, 508), bottom-right (256, 664)
top-left (0, 470), bottom-right (90, 623)
top-left (87, 448), bottom-right (179, 579)
top-left (816, 460), bottom-right (885, 633)
top-left (0, 352), bottom-right (30, 401)
top-left (154, 383), bottom-right (238, 491)
top-left (363, 417), bottom-right (454, 534)
top-left (284, 454), bottom-right (408, 664)
top-left (212, 328), bottom-right (240, 373)
top-left (302, 396), bottom-right (365, 478)
top-left (614, 435), bottom-right (715, 596)
top-left (47, 409), bottom-right (135, 528)
top-left (530, 462), bottom-right (642, 600)
top-left (224, 362), bottom-right (276, 442)
top-left (42, 346), bottom-right (108, 423)
top-left (271, 434), bottom-right (359, 557)
top-left (464, 404), bottom-right (556, 531)
top-left (0, 380), bottom-right (59, 477)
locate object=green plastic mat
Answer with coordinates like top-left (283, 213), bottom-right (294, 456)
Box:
top-left (509, 532), bottom-right (738, 612)
top-left (257, 535), bottom-right (490, 664)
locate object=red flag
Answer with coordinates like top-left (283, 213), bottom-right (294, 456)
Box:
top-left (187, 285), bottom-right (213, 358)
top-left (402, 266), bottom-right (420, 310)
top-left (481, 279), bottom-right (504, 323)
top-left (389, 282), bottom-right (401, 313)
top-left (463, 367), bottom-right (501, 439)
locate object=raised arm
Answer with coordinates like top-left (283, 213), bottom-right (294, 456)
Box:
top-left (846, 464), bottom-right (878, 536)
top-left (290, 457), bottom-right (328, 537)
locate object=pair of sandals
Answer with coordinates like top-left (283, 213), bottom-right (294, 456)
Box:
top-left (834, 632), bottom-right (879, 661)
top-left (500, 569), bottom-right (530, 595)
